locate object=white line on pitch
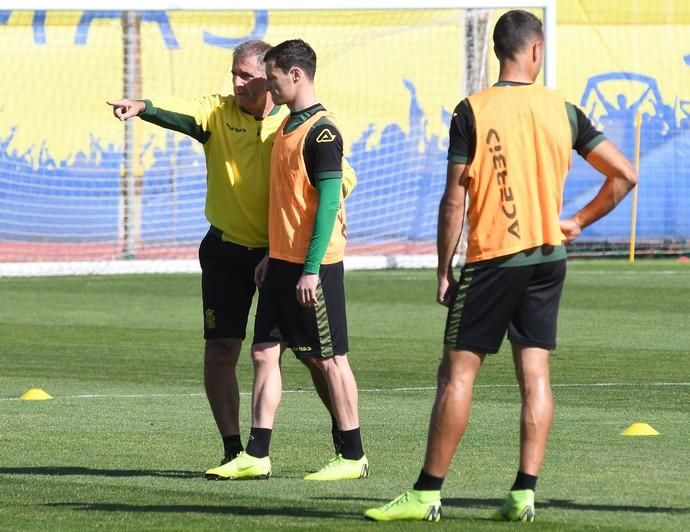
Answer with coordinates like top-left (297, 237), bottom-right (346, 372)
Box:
top-left (2, 381), bottom-right (689, 402)
top-left (569, 270), bottom-right (684, 275)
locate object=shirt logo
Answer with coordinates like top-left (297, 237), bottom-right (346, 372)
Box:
top-left (226, 123), bottom-right (247, 133)
top-left (423, 505), bottom-right (442, 522)
top-left (316, 128), bottom-right (336, 143)
top-left (486, 128), bottom-right (520, 240)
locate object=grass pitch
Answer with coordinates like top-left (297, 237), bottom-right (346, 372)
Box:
top-left (1, 260), bottom-right (689, 530)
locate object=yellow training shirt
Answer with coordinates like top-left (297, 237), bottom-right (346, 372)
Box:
top-left (142, 95), bottom-right (289, 248)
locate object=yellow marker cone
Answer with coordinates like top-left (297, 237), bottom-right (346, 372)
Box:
top-left (19, 388), bottom-right (53, 401)
top-left (621, 422), bottom-right (659, 436)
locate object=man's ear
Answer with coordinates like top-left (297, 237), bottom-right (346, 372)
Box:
top-left (532, 39), bottom-right (543, 64)
top-left (290, 67), bottom-right (300, 82)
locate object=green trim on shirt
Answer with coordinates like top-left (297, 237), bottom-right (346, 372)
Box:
top-left (566, 102), bottom-right (578, 146)
top-left (581, 135), bottom-right (606, 157)
top-left (284, 103), bottom-right (326, 134)
top-left (493, 81), bottom-right (533, 87)
top-left (267, 104), bottom-right (283, 117)
top-left (470, 244), bottom-right (567, 268)
top-left (303, 177), bottom-right (342, 274)
top-left (317, 170), bottom-right (343, 180)
top-left (448, 153), bottom-right (469, 165)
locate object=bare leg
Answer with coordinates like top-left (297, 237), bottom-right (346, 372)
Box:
top-left (316, 354), bottom-right (359, 430)
top-left (301, 356), bottom-right (335, 416)
top-left (250, 342), bottom-right (285, 428)
top-left (204, 338), bottom-right (242, 437)
top-left (512, 343), bottom-right (553, 476)
top-left (422, 347), bottom-right (485, 478)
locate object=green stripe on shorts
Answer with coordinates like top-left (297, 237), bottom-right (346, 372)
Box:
top-left (315, 280), bottom-right (334, 357)
top-left (444, 267), bottom-right (474, 346)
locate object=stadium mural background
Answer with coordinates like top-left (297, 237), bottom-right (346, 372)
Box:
top-left (0, 4), bottom-right (688, 261)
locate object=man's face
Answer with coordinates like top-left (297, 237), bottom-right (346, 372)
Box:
top-left (231, 54), bottom-right (267, 110)
top-left (265, 60), bottom-right (295, 106)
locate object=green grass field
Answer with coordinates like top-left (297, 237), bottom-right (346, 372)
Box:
top-left (1, 260), bottom-right (689, 530)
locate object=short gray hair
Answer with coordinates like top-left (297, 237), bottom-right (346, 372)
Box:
top-left (233, 40), bottom-right (272, 65)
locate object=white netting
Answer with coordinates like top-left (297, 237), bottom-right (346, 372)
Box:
top-left (0, 4), bottom-right (554, 276)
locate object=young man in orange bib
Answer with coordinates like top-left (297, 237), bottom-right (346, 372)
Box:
top-left (365, 10), bottom-right (637, 522)
top-left (108, 41), bottom-right (354, 478)
top-left (206, 39), bottom-right (368, 482)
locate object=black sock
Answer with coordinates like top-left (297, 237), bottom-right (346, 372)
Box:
top-left (338, 427), bottom-right (364, 460)
top-left (331, 416), bottom-right (343, 454)
top-left (511, 471), bottom-right (538, 491)
top-left (222, 434), bottom-right (243, 460)
top-left (245, 427), bottom-right (272, 458)
top-left (413, 469), bottom-right (445, 491)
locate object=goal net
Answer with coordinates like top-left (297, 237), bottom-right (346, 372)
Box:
top-left (0, 1), bottom-right (555, 276)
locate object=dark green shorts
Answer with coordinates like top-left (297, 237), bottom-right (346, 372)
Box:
top-left (253, 258), bottom-right (349, 358)
top-left (444, 259), bottom-right (566, 353)
top-left (198, 227), bottom-right (266, 340)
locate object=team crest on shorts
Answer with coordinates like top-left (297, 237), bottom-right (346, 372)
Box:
top-left (204, 308), bottom-right (216, 329)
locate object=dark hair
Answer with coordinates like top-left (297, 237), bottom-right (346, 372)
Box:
top-left (263, 39), bottom-right (317, 80)
top-left (493, 10), bottom-right (543, 62)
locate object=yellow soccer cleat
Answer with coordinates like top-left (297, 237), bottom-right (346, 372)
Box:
top-left (304, 454), bottom-right (369, 481)
top-left (364, 490), bottom-right (442, 522)
top-left (204, 451), bottom-right (271, 480)
top-left (494, 489), bottom-right (535, 522)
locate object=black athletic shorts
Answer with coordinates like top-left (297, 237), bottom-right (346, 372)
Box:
top-left (444, 259), bottom-right (567, 353)
top-left (253, 258), bottom-right (349, 358)
top-left (198, 227), bottom-right (267, 340)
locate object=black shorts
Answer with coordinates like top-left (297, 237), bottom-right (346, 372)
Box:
top-left (444, 259), bottom-right (567, 354)
top-left (198, 227), bottom-right (267, 340)
top-left (253, 259), bottom-right (349, 358)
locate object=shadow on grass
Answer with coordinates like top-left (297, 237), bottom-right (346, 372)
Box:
top-left (444, 497), bottom-right (690, 514)
top-left (319, 496), bottom-right (690, 515)
top-left (0, 466), bottom-right (199, 479)
top-left (45, 502), bottom-right (356, 520)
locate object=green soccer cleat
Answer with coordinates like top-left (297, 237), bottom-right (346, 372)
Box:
top-left (364, 490), bottom-right (442, 522)
top-left (204, 451), bottom-right (271, 480)
top-left (494, 489), bottom-right (535, 522)
top-left (303, 454), bottom-right (369, 481)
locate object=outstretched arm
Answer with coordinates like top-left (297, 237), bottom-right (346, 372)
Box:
top-left (106, 98), bottom-right (146, 121)
top-left (107, 96), bottom-right (216, 143)
top-left (560, 140), bottom-right (637, 242)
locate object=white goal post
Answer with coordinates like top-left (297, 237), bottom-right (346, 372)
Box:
top-left (0, 0), bottom-right (556, 277)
